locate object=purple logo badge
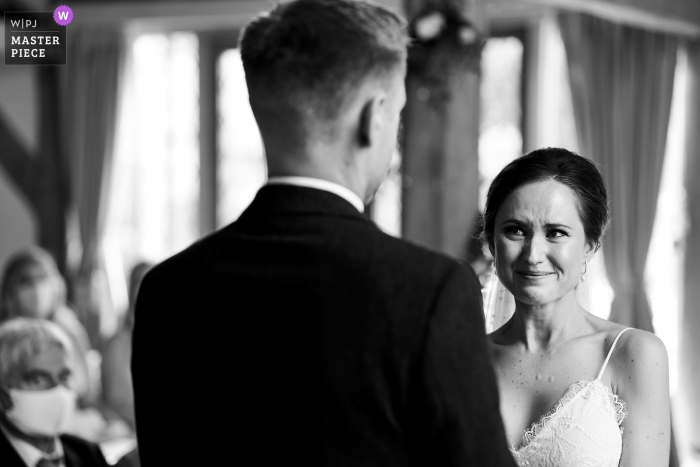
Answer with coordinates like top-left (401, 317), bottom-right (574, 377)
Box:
top-left (53, 5), bottom-right (73, 26)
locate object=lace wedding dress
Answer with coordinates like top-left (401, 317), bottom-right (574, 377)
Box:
top-left (509, 328), bottom-right (630, 467)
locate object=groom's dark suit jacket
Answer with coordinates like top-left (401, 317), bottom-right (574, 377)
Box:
top-left (133, 185), bottom-right (515, 467)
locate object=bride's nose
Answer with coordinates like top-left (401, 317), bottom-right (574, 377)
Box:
top-left (522, 234), bottom-right (546, 265)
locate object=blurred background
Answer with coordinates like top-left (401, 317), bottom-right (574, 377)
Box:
top-left (0, 0), bottom-right (698, 465)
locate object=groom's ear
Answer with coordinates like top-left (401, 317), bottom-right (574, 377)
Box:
top-left (358, 94), bottom-right (384, 149)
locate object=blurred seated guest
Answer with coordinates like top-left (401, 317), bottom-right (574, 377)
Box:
top-left (0, 318), bottom-right (108, 467)
top-left (0, 248), bottom-right (93, 402)
top-left (101, 262), bottom-right (152, 430)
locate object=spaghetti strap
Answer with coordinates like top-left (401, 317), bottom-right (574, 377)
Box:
top-left (596, 328), bottom-right (632, 380)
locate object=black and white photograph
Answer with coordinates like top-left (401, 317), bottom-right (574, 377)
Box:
top-left (0, 0), bottom-right (698, 465)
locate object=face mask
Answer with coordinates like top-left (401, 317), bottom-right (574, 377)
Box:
top-left (5, 386), bottom-right (76, 437)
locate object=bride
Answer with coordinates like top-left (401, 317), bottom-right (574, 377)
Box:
top-left (482, 148), bottom-right (670, 466)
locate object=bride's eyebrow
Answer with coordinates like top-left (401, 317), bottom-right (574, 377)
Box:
top-left (544, 223), bottom-right (572, 229)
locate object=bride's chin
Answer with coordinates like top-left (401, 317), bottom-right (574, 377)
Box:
top-left (512, 288), bottom-right (549, 307)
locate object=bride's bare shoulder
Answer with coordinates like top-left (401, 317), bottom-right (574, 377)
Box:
top-left (584, 312), bottom-right (627, 339)
top-left (611, 328), bottom-right (668, 372)
top-left (586, 311), bottom-right (664, 359)
top-left (607, 328), bottom-right (670, 465)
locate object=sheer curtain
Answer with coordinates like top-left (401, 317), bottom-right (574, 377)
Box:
top-left (60, 25), bottom-right (124, 338)
top-left (559, 13), bottom-right (677, 332)
top-left (681, 41), bottom-right (700, 466)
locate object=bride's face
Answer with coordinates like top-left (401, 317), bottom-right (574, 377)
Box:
top-left (492, 179), bottom-right (595, 307)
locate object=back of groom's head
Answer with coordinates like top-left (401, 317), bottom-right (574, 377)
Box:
top-left (240, 0), bottom-right (407, 148)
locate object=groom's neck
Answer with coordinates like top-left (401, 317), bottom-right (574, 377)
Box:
top-left (266, 145), bottom-right (367, 202)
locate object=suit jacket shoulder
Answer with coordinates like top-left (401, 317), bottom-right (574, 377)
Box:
top-left (147, 190), bottom-right (472, 296)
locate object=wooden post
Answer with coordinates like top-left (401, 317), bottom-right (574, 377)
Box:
top-left (402, 0), bottom-right (485, 259)
top-left (680, 40), bottom-right (700, 464)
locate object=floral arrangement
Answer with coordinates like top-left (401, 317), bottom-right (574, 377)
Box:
top-left (408, 1), bottom-right (484, 107)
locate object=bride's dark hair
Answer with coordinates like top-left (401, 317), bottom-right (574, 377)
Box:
top-left (481, 147), bottom-right (610, 250)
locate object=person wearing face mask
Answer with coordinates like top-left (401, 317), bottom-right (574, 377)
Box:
top-left (0, 318), bottom-right (108, 467)
top-left (0, 248), bottom-right (92, 404)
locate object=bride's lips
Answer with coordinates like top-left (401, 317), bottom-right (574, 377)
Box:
top-left (517, 271), bottom-right (554, 280)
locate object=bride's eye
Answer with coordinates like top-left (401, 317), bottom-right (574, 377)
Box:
top-left (503, 226), bottom-right (525, 237)
top-left (547, 229), bottom-right (567, 238)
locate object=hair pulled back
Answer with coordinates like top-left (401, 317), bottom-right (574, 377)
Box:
top-left (482, 147), bottom-right (610, 249)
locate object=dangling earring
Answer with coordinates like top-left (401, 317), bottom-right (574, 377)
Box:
top-left (493, 258), bottom-right (498, 277)
top-left (581, 260), bottom-right (588, 282)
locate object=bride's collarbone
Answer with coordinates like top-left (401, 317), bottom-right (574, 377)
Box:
top-left (491, 326), bottom-right (614, 373)
top-left (495, 331), bottom-right (620, 446)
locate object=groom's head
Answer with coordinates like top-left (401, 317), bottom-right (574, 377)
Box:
top-left (240, 0), bottom-right (407, 203)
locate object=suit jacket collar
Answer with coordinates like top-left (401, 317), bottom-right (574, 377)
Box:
top-left (0, 428), bottom-right (25, 467)
top-left (265, 176), bottom-right (365, 213)
top-left (239, 185), bottom-right (375, 226)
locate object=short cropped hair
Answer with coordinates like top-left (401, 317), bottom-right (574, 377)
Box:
top-left (0, 318), bottom-right (73, 387)
top-left (240, 0), bottom-right (407, 135)
top-left (482, 148), bottom-right (610, 249)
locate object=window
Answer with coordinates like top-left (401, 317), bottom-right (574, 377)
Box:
top-left (479, 35), bottom-right (524, 211)
top-left (106, 32), bottom-right (200, 311)
top-left (217, 49), bottom-right (266, 227)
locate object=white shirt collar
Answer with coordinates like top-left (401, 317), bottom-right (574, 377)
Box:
top-left (265, 176), bottom-right (365, 213)
top-left (0, 424), bottom-right (64, 467)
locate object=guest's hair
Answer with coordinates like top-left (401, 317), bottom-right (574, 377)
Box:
top-left (240, 0), bottom-right (407, 139)
top-left (0, 247), bottom-right (67, 322)
top-left (0, 318), bottom-right (73, 387)
top-left (482, 148), bottom-right (610, 249)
